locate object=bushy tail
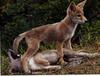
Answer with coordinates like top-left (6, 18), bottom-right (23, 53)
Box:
top-left (13, 32), bottom-right (27, 53)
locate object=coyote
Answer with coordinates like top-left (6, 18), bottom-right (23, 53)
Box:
top-left (8, 48), bottom-right (100, 73)
top-left (13, 0), bottom-right (87, 73)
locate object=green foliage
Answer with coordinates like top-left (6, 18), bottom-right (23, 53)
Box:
top-left (1, 55), bottom-right (10, 75)
top-left (80, 20), bottom-right (100, 46)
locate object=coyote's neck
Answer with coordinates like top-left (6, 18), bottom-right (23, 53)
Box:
top-left (62, 16), bottom-right (78, 27)
top-left (61, 16), bottom-right (78, 37)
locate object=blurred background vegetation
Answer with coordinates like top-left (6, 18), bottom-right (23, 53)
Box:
top-left (1, 0), bottom-right (100, 55)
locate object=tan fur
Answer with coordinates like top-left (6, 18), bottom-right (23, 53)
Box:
top-left (13, 0), bottom-right (87, 73)
top-left (34, 53), bottom-right (50, 66)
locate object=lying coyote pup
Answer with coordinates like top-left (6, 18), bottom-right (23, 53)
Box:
top-left (8, 49), bottom-right (100, 74)
top-left (13, 0), bottom-right (87, 73)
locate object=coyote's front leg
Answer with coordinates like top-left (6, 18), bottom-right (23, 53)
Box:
top-left (56, 41), bottom-right (65, 65)
top-left (64, 39), bottom-right (73, 50)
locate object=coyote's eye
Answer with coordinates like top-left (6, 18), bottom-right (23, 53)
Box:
top-left (77, 14), bottom-right (81, 17)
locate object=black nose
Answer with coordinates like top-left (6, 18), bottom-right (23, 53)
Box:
top-left (8, 49), bottom-right (20, 59)
top-left (85, 20), bottom-right (88, 23)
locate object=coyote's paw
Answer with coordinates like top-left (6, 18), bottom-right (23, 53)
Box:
top-left (59, 58), bottom-right (67, 66)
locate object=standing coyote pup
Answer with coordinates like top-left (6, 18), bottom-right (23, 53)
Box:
top-left (13, 0), bottom-right (87, 73)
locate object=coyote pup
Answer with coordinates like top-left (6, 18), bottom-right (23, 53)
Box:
top-left (13, 0), bottom-right (87, 73)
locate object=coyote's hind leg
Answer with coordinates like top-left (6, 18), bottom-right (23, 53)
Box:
top-left (21, 38), bottom-right (40, 73)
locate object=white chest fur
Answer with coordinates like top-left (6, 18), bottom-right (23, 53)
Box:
top-left (28, 57), bottom-right (41, 70)
top-left (70, 24), bottom-right (78, 38)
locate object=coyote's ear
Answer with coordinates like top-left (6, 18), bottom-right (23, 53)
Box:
top-left (67, 2), bottom-right (76, 14)
top-left (77, 0), bottom-right (87, 9)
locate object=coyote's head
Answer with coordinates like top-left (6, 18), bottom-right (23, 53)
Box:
top-left (67, 0), bottom-right (87, 24)
top-left (8, 49), bottom-right (21, 73)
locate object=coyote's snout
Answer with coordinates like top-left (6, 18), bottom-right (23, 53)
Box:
top-left (13, 0), bottom-right (87, 73)
top-left (8, 49), bottom-right (21, 73)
